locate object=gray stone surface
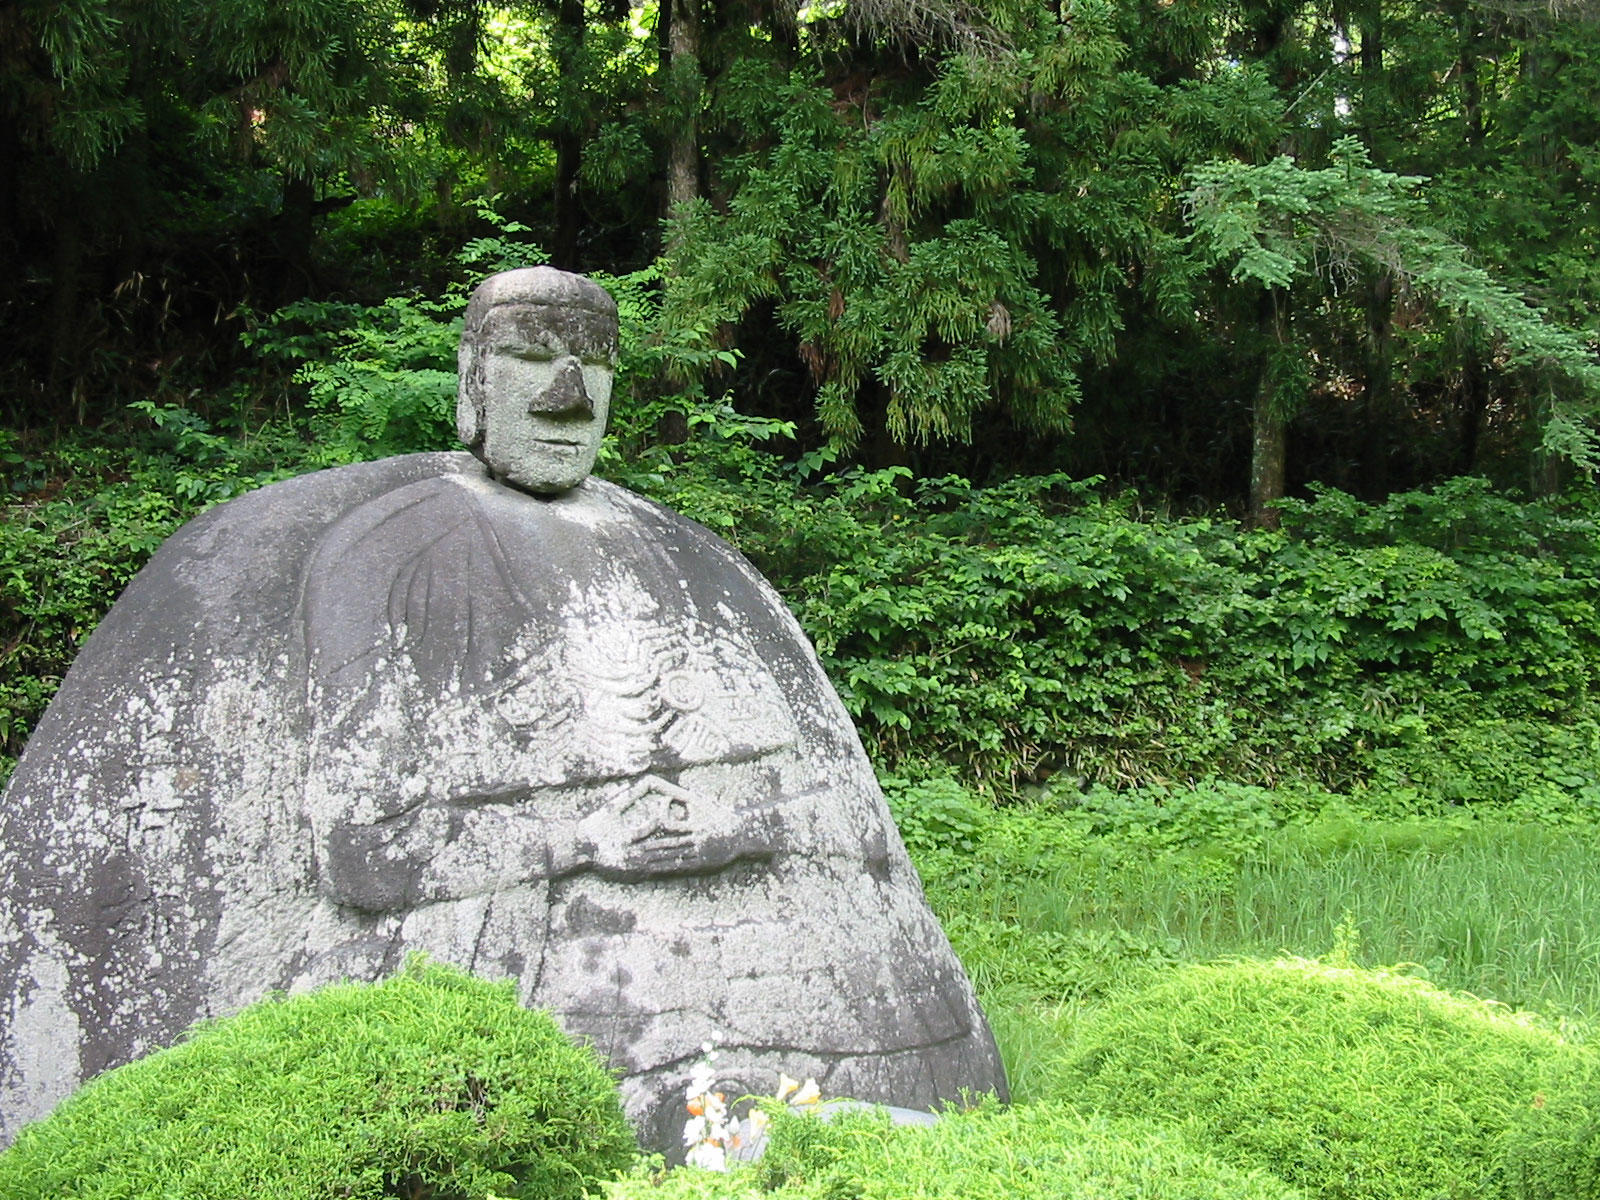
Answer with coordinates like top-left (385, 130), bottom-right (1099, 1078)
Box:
top-left (0, 269), bottom-right (1006, 1153)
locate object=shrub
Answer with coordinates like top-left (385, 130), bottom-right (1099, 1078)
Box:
top-left (13, 408), bottom-right (1600, 812)
top-left (603, 1102), bottom-right (1304, 1200)
top-left (0, 959), bottom-right (636, 1200)
top-left (1047, 958), bottom-right (1600, 1200)
top-left (651, 465), bottom-right (1600, 801)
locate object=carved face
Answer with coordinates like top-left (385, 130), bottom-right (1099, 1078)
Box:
top-left (475, 311), bottom-right (614, 494)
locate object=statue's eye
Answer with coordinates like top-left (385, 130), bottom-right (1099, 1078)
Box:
top-left (495, 344), bottom-right (557, 362)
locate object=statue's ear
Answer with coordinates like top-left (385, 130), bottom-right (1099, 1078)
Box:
top-left (457, 341), bottom-right (484, 448)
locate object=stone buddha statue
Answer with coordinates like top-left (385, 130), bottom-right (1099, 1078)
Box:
top-left (0, 267), bottom-right (1006, 1151)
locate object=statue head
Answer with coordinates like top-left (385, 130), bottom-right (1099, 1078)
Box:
top-left (458, 267), bottom-right (620, 495)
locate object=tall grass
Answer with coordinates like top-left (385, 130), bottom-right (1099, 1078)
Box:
top-left (925, 806), bottom-right (1600, 1098)
top-left (1038, 820), bottom-right (1600, 1021)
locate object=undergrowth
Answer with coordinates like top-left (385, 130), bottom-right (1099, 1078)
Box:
top-left (9, 388), bottom-right (1600, 808)
top-left (897, 775), bottom-right (1600, 1034)
top-left (0, 958), bottom-right (635, 1200)
top-left (604, 1102), bottom-right (1304, 1200)
top-left (1046, 958), bottom-right (1600, 1200)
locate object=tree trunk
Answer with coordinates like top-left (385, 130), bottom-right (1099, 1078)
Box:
top-left (1250, 288), bottom-right (1290, 528)
top-left (1358, 2), bottom-right (1384, 151)
top-left (1361, 269), bottom-right (1394, 498)
top-left (1456, 10), bottom-right (1485, 160)
top-left (45, 200), bottom-right (86, 418)
top-left (1452, 5), bottom-right (1492, 477)
top-left (550, 0), bottom-right (585, 269)
top-left (1530, 390), bottom-right (1562, 497)
top-left (1251, 396), bottom-right (1288, 528)
top-left (1246, 3), bottom-right (1297, 527)
top-left (276, 172), bottom-right (316, 303)
top-left (665, 0), bottom-right (701, 221)
top-left (552, 132), bottom-right (582, 269)
top-left (1457, 341), bottom-right (1488, 474)
top-left (0, 110), bottom-right (20, 269)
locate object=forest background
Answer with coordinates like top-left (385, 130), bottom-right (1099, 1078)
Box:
top-left (8, 2), bottom-right (1600, 1194)
top-left (5, 0), bottom-right (1600, 780)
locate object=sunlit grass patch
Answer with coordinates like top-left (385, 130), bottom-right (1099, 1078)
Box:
top-left (1040, 958), bottom-right (1600, 1200)
top-left (923, 794), bottom-right (1600, 1031)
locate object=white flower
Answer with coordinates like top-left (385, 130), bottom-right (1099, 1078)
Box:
top-left (774, 1073), bottom-right (821, 1107)
top-left (686, 1141), bottom-right (727, 1171)
top-left (688, 1063), bottom-right (718, 1095)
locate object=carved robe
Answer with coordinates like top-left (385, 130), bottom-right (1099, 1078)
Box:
top-left (0, 452), bottom-right (1005, 1150)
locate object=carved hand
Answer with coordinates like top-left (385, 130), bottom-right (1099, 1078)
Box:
top-left (568, 774), bottom-right (745, 881)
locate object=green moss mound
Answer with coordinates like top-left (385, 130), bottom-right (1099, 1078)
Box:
top-left (1048, 957), bottom-right (1600, 1200)
top-left (604, 1102), bottom-right (1303, 1200)
top-left (0, 959), bottom-right (636, 1200)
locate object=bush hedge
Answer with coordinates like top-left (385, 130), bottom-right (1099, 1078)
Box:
top-left (1048, 957), bottom-right (1600, 1200)
top-left (11, 388), bottom-right (1600, 809)
top-left (614, 449), bottom-right (1600, 801)
top-left (0, 959), bottom-right (636, 1200)
top-left (604, 1102), bottom-right (1305, 1200)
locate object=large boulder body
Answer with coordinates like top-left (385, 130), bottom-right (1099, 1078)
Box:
top-left (0, 452), bottom-right (1005, 1150)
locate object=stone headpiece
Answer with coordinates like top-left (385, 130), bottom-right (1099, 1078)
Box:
top-left (460, 267), bottom-right (620, 355)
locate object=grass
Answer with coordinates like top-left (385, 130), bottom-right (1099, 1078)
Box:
top-left (917, 795), bottom-right (1600, 1105)
top-left (604, 1103), bottom-right (1306, 1200)
top-left (1041, 958), bottom-right (1600, 1200)
top-left (1056, 819), bottom-right (1600, 1022)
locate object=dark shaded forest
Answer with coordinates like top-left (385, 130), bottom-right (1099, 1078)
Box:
top-left (5, 0), bottom-right (1600, 781)
top-left (4, 0), bottom-right (1597, 514)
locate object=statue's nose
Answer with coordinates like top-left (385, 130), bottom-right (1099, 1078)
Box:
top-left (528, 356), bottom-right (593, 418)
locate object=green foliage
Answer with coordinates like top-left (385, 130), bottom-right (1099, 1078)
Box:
top-left (245, 294), bottom-right (462, 462)
top-left (1186, 138), bottom-right (1600, 459)
top-left (604, 1102), bottom-right (1304, 1200)
top-left (757, 470), bottom-right (1266, 783)
top-left (1047, 958), bottom-right (1600, 1200)
top-left (660, 466), bottom-right (1600, 798)
top-left (11, 0), bottom-right (1600, 502)
top-left (944, 912), bottom-right (1181, 1009)
top-left (663, 7), bottom-right (1265, 451)
top-left (20, 0), bottom-right (412, 177)
top-left (0, 958), bottom-right (635, 1200)
top-left (1065, 779), bottom-right (1287, 858)
top-left (880, 773), bottom-right (992, 856)
top-left (908, 780), bottom-right (1600, 1034)
top-left (0, 0), bottom-right (661, 426)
